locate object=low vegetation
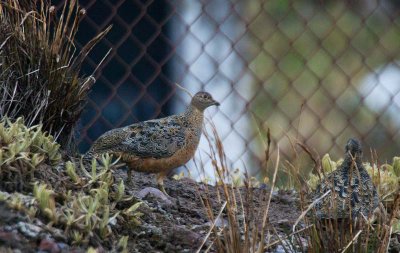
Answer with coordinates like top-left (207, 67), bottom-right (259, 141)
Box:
top-left (0, 117), bottom-right (142, 251)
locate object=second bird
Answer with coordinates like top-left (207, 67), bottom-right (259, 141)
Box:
top-left (86, 91), bottom-right (220, 195)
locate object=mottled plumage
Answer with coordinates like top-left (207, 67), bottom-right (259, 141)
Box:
top-left (311, 138), bottom-right (379, 219)
top-left (86, 92), bottom-right (219, 194)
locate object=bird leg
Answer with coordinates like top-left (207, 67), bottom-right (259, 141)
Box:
top-left (156, 172), bottom-right (169, 197)
top-left (127, 169), bottom-right (132, 184)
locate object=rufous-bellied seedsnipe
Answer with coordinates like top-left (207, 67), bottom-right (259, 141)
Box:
top-left (85, 92), bottom-right (219, 195)
top-left (311, 138), bottom-right (380, 220)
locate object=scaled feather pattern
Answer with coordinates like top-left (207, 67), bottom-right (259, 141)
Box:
top-left (85, 91), bottom-right (220, 194)
top-left (311, 138), bottom-right (380, 219)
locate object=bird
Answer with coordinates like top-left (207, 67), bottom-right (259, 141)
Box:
top-left (310, 138), bottom-right (380, 220)
top-left (85, 91), bottom-right (220, 195)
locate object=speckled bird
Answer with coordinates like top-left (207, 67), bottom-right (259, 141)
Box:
top-left (85, 92), bottom-right (219, 195)
top-left (311, 138), bottom-right (379, 219)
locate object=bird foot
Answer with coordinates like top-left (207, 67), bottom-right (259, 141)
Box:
top-left (158, 184), bottom-right (171, 198)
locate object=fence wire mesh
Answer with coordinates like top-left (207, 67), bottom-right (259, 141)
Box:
top-left (65, 0), bottom-right (400, 176)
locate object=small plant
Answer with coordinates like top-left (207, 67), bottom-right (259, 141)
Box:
top-left (66, 161), bottom-right (82, 184)
top-left (3, 152), bottom-right (144, 248)
top-left (393, 157), bottom-right (400, 177)
top-left (116, 235), bottom-right (129, 253)
top-left (0, 117), bottom-right (62, 191)
top-left (52, 155), bottom-right (143, 246)
top-left (33, 183), bottom-right (57, 223)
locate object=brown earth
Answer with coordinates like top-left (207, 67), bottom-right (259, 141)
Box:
top-left (0, 168), bottom-right (302, 253)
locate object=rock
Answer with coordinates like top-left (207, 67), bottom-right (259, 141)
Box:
top-left (0, 229), bottom-right (24, 248)
top-left (142, 224), bottom-right (163, 238)
top-left (56, 243), bottom-right (70, 252)
top-left (170, 225), bottom-right (202, 248)
top-left (17, 221), bottom-right (42, 239)
top-left (39, 238), bottom-right (60, 253)
top-left (390, 234), bottom-right (400, 253)
top-left (0, 201), bottom-right (21, 225)
top-left (137, 187), bottom-right (173, 206)
top-left (204, 217), bottom-right (228, 228)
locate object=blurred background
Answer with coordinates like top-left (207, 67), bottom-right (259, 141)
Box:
top-left (55, 0), bottom-right (400, 182)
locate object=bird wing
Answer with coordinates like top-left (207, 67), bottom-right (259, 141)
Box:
top-left (312, 164), bottom-right (379, 219)
top-left (89, 127), bottom-right (131, 154)
top-left (311, 169), bottom-right (347, 218)
top-left (119, 117), bottom-right (186, 159)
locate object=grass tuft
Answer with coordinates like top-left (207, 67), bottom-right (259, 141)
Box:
top-left (0, 0), bottom-right (111, 150)
top-left (197, 121), bottom-right (287, 253)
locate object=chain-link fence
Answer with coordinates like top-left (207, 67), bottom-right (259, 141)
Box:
top-left (62, 0), bottom-right (400, 177)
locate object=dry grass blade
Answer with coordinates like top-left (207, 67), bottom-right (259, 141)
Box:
top-left (297, 142), bottom-right (323, 179)
top-left (71, 24), bottom-right (112, 72)
top-left (250, 113), bottom-right (271, 168)
top-left (292, 189), bottom-right (331, 234)
top-left (257, 148), bottom-right (279, 253)
top-left (377, 191), bottom-right (400, 253)
top-left (265, 224), bottom-right (314, 249)
top-left (340, 229), bottom-right (362, 253)
top-left (196, 201), bottom-right (227, 253)
top-left (175, 82), bottom-right (193, 98)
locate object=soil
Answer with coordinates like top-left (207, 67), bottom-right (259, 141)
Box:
top-left (0, 168), bottom-right (302, 253)
top-left (121, 170), bottom-right (301, 253)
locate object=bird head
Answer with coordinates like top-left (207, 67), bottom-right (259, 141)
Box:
top-left (191, 92), bottom-right (220, 111)
top-left (345, 138), bottom-right (362, 158)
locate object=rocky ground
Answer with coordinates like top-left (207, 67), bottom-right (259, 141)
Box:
top-left (1, 162), bottom-right (398, 253)
top-left (123, 171), bottom-right (301, 253)
top-left (0, 168), bottom-right (302, 253)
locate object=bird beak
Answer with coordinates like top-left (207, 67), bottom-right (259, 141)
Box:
top-left (213, 100), bottom-right (220, 106)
